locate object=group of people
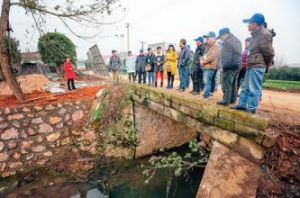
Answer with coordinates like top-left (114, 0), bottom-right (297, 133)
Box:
top-left (109, 13), bottom-right (275, 114)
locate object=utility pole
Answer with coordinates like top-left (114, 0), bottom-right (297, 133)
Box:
top-left (126, 23), bottom-right (130, 52)
top-left (140, 41), bottom-right (147, 51)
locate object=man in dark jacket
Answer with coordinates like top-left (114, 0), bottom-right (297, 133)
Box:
top-left (191, 36), bottom-right (205, 95)
top-left (145, 48), bottom-right (155, 86)
top-left (232, 13), bottom-right (275, 113)
top-left (135, 49), bottom-right (146, 84)
top-left (178, 38), bottom-right (190, 92)
top-left (217, 28), bottom-right (242, 106)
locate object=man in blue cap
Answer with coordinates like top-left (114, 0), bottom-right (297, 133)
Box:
top-left (190, 36), bottom-right (206, 95)
top-left (232, 13), bottom-right (275, 113)
top-left (200, 31), bottom-right (221, 99)
top-left (217, 27), bottom-right (242, 106)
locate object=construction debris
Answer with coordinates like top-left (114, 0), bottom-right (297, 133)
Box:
top-left (0, 74), bottom-right (50, 96)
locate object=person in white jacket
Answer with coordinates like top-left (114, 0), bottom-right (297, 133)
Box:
top-left (126, 51), bottom-right (136, 82)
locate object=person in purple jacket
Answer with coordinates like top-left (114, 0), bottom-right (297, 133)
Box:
top-left (237, 37), bottom-right (251, 91)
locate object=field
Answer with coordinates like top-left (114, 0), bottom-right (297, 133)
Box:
top-left (263, 79), bottom-right (300, 91)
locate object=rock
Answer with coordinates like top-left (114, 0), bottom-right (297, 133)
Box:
top-left (26, 153), bottom-right (35, 160)
top-left (5, 108), bottom-right (11, 114)
top-left (38, 123), bottom-right (53, 133)
top-left (43, 151), bottom-right (53, 157)
top-left (36, 135), bottom-right (44, 143)
top-left (9, 162), bottom-right (22, 169)
top-left (34, 106), bottom-right (43, 111)
top-left (32, 145), bottom-right (46, 153)
top-left (8, 141), bottom-right (17, 150)
top-left (21, 140), bottom-right (34, 149)
top-left (27, 128), bottom-right (37, 136)
top-left (22, 119), bottom-right (30, 127)
top-left (64, 114), bottom-right (71, 121)
top-left (72, 130), bottom-right (81, 136)
top-left (0, 123), bottom-right (8, 129)
top-left (96, 89), bottom-right (104, 98)
top-left (1, 128), bottom-right (19, 140)
top-left (7, 114), bottom-right (24, 120)
top-left (46, 132), bottom-right (61, 142)
top-left (22, 107), bottom-right (31, 112)
top-left (0, 142), bottom-right (4, 152)
top-left (20, 130), bottom-right (28, 139)
top-left (61, 137), bottom-right (71, 145)
top-left (84, 131), bottom-right (96, 141)
top-left (37, 159), bottom-right (47, 166)
top-left (56, 122), bottom-right (64, 129)
top-left (49, 116), bottom-right (62, 125)
top-left (58, 108), bottom-right (67, 115)
top-left (72, 110), bottom-right (84, 122)
top-left (45, 104), bottom-right (55, 110)
top-left (12, 121), bottom-right (20, 128)
top-left (31, 117), bottom-right (43, 124)
top-left (13, 153), bottom-right (21, 160)
top-left (0, 152), bottom-right (9, 162)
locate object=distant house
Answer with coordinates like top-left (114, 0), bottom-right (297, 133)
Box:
top-left (19, 52), bottom-right (49, 75)
top-left (21, 52), bottom-right (43, 64)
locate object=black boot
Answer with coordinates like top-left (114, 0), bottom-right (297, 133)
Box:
top-left (155, 82), bottom-right (157, 87)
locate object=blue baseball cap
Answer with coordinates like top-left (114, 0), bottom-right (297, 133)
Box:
top-left (218, 27), bottom-right (230, 38)
top-left (203, 31), bottom-right (216, 38)
top-left (194, 36), bottom-right (204, 43)
top-left (243, 13), bottom-right (265, 25)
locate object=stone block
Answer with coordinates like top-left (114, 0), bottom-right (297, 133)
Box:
top-left (214, 118), bottom-right (235, 131)
top-left (1, 128), bottom-right (19, 140)
top-left (7, 114), bottom-right (24, 120)
top-left (0, 142), bottom-right (4, 152)
top-left (72, 110), bottom-right (84, 122)
top-left (233, 137), bottom-right (264, 163)
top-left (218, 108), bottom-right (269, 131)
top-left (202, 126), bottom-right (238, 147)
top-left (0, 152), bottom-right (9, 162)
top-left (49, 116), bottom-right (62, 125)
top-left (46, 132), bottom-right (61, 142)
top-left (31, 117), bottom-right (43, 124)
top-left (38, 123), bottom-right (53, 133)
top-left (262, 134), bottom-right (279, 148)
top-left (32, 145), bottom-right (46, 153)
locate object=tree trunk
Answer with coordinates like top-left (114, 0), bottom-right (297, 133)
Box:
top-left (0, 0), bottom-right (25, 101)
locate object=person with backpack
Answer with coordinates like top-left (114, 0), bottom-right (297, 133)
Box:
top-left (154, 46), bottom-right (165, 87)
top-left (232, 13), bottom-right (275, 114)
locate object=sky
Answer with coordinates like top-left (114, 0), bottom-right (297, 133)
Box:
top-left (4, 0), bottom-right (300, 64)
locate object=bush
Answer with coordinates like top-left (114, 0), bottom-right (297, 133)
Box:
top-left (38, 32), bottom-right (76, 66)
top-left (267, 66), bottom-right (300, 81)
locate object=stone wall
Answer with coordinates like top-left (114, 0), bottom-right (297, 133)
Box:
top-left (0, 100), bottom-right (92, 178)
top-left (135, 103), bottom-right (197, 158)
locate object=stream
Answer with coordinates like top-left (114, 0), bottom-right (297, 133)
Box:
top-left (1, 146), bottom-right (205, 198)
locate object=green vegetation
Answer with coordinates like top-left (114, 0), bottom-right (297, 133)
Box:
top-left (263, 79), bottom-right (300, 90)
top-left (4, 36), bottom-right (21, 66)
top-left (92, 101), bottom-right (108, 121)
top-left (38, 32), bottom-right (77, 66)
top-left (267, 66), bottom-right (300, 81)
top-left (142, 139), bottom-right (209, 184)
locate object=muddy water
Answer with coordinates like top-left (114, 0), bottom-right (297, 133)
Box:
top-left (1, 150), bottom-right (204, 198)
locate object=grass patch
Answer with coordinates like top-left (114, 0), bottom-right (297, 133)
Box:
top-left (263, 79), bottom-right (300, 90)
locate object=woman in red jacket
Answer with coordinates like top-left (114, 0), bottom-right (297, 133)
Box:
top-left (64, 57), bottom-right (76, 90)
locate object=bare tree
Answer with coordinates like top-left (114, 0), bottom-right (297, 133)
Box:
top-left (0, 0), bottom-right (123, 101)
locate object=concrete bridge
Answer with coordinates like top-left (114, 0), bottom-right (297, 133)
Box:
top-left (131, 84), bottom-right (277, 197)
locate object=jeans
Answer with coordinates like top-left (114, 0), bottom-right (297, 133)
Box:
top-left (179, 65), bottom-right (189, 90)
top-left (237, 67), bottom-right (246, 92)
top-left (147, 72), bottom-right (154, 85)
top-left (191, 66), bottom-right (203, 92)
top-left (210, 70), bottom-right (218, 93)
top-left (222, 69), bottom-right (239, 104)
top-left (137, 71), bottom-right (146, 84)
top-left (203, 69), bottom-right (215, 98)
top-left (238, 67), bottom-right (266, 111)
